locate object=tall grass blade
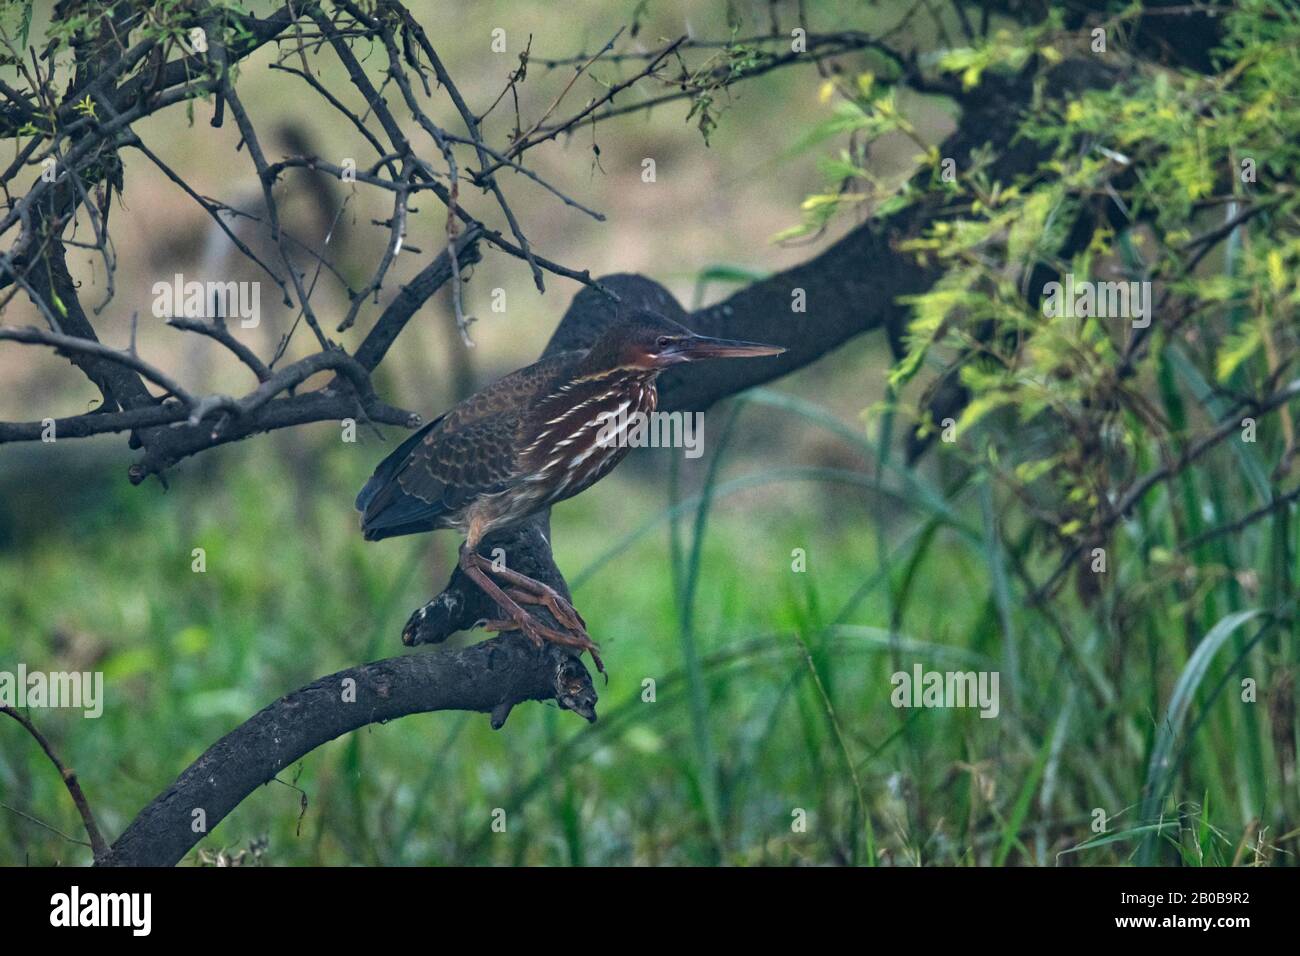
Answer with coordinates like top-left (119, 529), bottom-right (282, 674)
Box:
top-left (1137, 609), bottom-right (1261, 863)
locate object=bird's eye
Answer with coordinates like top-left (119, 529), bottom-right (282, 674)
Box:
top-left (656, 336), bottom-right (673, 350)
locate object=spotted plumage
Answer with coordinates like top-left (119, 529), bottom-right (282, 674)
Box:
top-left (356, 307), bottom-right (784, 670)
top-left (357, 348), bottom-right (662, 542)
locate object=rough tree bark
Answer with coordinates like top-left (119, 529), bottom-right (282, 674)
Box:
top-left (98, 637), bottom-right (596, 867)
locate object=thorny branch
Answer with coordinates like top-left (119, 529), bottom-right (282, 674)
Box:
top-left (0, 0), bottom-right (869, 481)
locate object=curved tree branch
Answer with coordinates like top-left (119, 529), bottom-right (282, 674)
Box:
top-left (97, 636), bottom-right (597, 867)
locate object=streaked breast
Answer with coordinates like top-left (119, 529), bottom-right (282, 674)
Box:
top-left (522, 369), bottom-right (659, 505)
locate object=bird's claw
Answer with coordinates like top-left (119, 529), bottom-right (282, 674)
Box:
top-left (463, 552), bottom-right (604, 676)
top-left (482, 610), bottom-right (604, 677)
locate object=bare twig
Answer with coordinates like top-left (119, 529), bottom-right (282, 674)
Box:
top-left (1, 706), bottom-right (108, 862)
top-left (167, 317), bottom-right (272, 382)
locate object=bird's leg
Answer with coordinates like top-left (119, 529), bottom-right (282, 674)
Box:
top-left (478, 599), bottom-right (605, 676)
top-left (457, 547), bottom-right (545, 648)
top-left (481, 563), bottom-right (587, 632)
top-left (486, 589), bottom-right (605, 675)
top-left (459, 547), bottom-right (587, 632)
top-left (459, 544), bottom-right (604, 674)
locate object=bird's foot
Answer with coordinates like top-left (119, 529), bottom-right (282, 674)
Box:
top-left (459, 546), bottom-right (603, 675)
top-left (463, 551), bottom-right (587, 632)
top-left (501, 581), bottom-right (587, 633)
top-left (483, 595), bottom-right (605, 678)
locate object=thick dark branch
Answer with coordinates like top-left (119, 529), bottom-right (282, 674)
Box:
top-left (402, 512), bottom-right (582, 650)
top-left (21, 240), bottom-right (157, 415)
top-left (98, 636), bottom-right (597, 867)
top-left (0, 401), bottom-right (186, 442)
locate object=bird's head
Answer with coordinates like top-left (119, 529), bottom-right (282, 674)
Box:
top-left (592, 308), bottom-right (786, 371)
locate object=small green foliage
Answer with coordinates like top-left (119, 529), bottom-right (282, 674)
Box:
top-left (682, 34), bottom-right (775, 146)
top-left (791, 0), bottom-right (1300, 568)
top-left (776, 1), bottom-right (1300, 864)
top-left (774, 72), bottom-right (928, 241)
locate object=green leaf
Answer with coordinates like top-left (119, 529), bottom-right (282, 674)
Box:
top-left (1215, 324), bottom-right (1262, 382)
top-left (1139, 610), bottom-right (1261, 847)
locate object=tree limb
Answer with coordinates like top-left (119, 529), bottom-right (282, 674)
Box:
top-left (97, 637), bottom-right (597, 867)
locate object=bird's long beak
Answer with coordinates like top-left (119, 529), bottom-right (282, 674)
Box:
top-left (674, 334), bottom-right (786, 361)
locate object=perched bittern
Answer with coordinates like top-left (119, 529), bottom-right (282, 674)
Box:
top-left (356, 308), bottom-right (784, 672)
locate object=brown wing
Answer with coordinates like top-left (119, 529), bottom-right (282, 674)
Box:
top-left (357, 351), bottom-right (583, 540)
top-left (358, 410), bottom-right (527, 540)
